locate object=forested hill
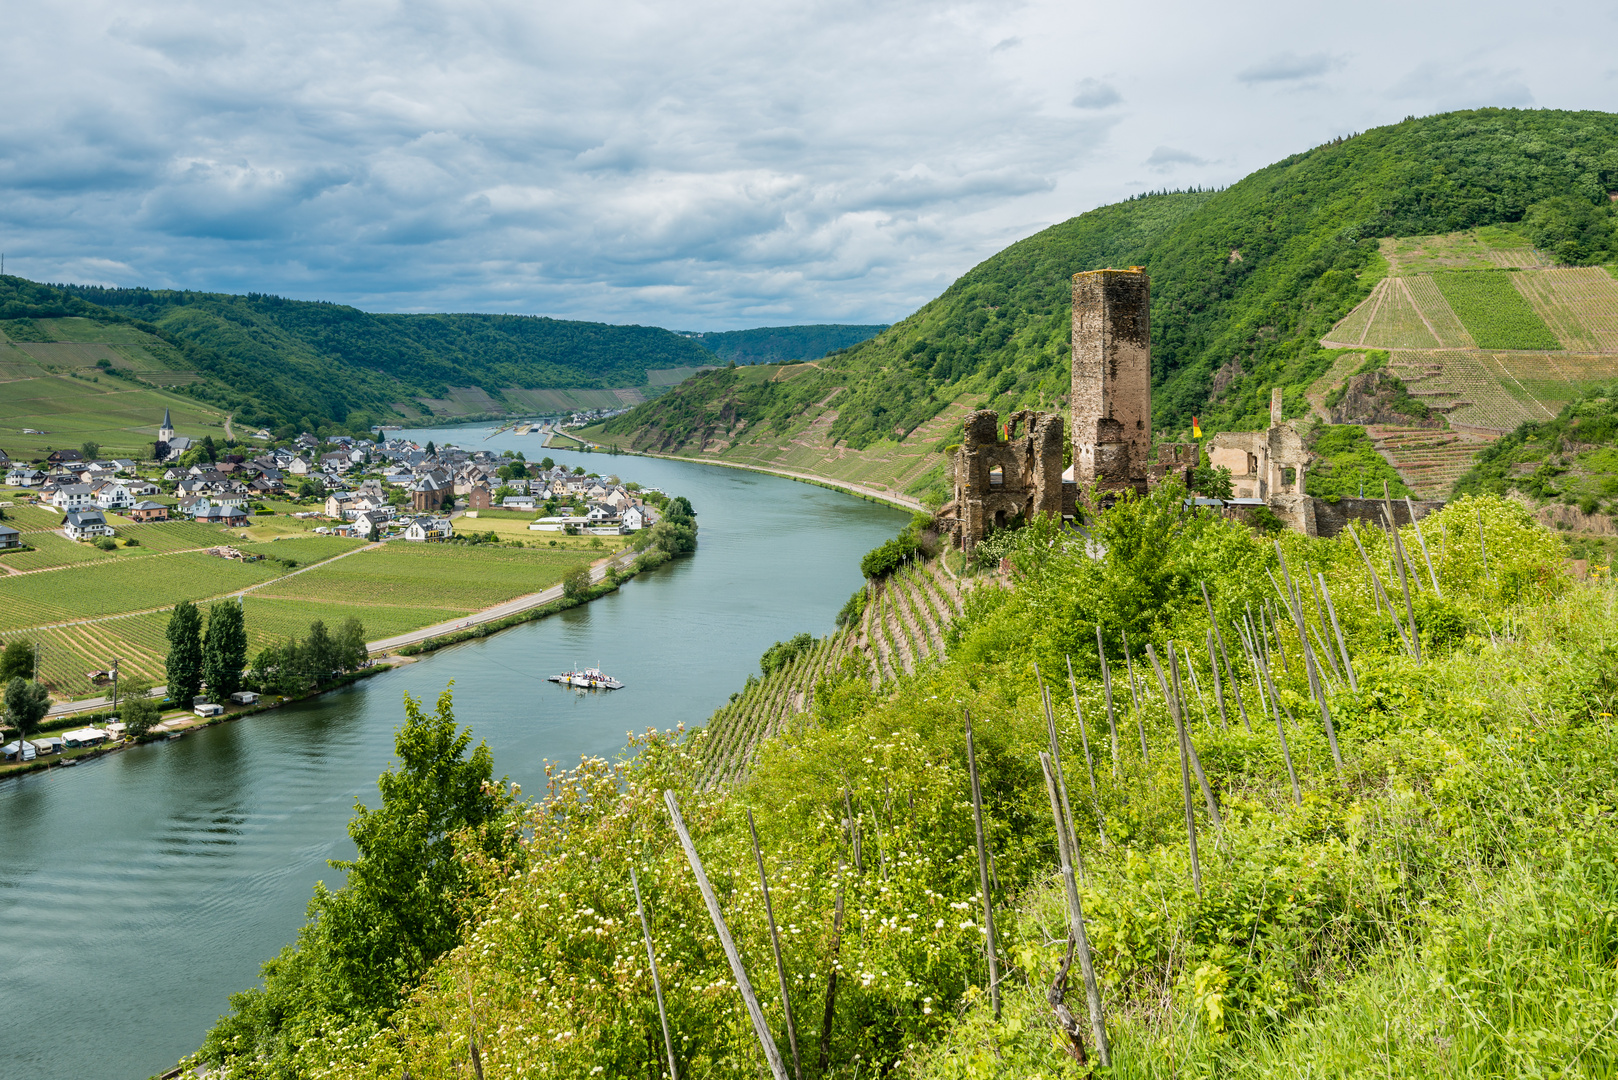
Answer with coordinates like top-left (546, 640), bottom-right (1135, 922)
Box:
top-left (598, 109), bottom-right (1618, 457)
top-left (682, 324), bottom-right (888, 365)
top-left (46, 283), bottom-right (716, 424)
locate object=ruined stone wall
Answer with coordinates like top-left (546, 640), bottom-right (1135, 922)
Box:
top-left (1311, 496), bottom-right (1444, 539)
top-left (1072, 268), bottom-right (1151, 489)
top-left (948, 408), bottom-right (1065, 550)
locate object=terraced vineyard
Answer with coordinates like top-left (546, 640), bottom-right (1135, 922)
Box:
top-left (1362, 426), bottom-right (1494, 500)
top-left (691, 560), bottom-right (969, 787)
top-left (1318, 231), bottom-right (1618, 499)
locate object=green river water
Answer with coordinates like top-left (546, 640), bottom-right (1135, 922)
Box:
top-left (0, 427), bottom-right (908, 1080)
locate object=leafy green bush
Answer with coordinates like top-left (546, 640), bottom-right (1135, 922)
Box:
top-left (759, 632), bottom-right (815, 676)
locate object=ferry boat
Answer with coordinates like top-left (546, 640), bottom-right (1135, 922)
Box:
top-left (548, 667), bottom-right (624, 690)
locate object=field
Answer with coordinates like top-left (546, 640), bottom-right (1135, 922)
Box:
top-left (1508, 267), bottom-right (1618, 352)
top-left (0, 536), bottom-right (601, 699)
top-left (252, 542), bottom-right (582, 611)
top-left (0, 353), bottom-right (228, 461)
top-left (0, 550), bottom-right (291, 631)
top-left (1432, 271), bottom-right (1564, 350)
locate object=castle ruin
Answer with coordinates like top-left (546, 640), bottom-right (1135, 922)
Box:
top-left (940, 266), bottom-right (1439, 550)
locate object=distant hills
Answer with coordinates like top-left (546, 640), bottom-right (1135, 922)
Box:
top-left (591, 109), bottom-right (1618, 505)
top-left (680, 324), bottom-right (887, 365)
top-left (0, 276), bottom-right (879, 445)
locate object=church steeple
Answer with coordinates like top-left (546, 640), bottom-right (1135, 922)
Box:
top-left (158, 408), bottom-right (174, 444)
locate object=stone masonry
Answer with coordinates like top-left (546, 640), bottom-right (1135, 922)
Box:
top-left (1072, 268), bottom-right (1152, 491)
top-left (948, 408), bottom-right (1066, 550)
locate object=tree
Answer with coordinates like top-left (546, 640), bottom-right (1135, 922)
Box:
top-left (366, 520), bottom-right (380, 542)
top-left (196, 687), bottom-right (513, 1069)
top-left (572, 465), bottom-right (585, 475)
top-left (424, 440), bottom-right (435, 456)
top-left (203, 601), bottom-right (248, 702)
top-left (540, 456), bottom-right (555, 471)
top-left (562, 563), bottom-right (592, 600)
top-left (4, 677), bottom-right (50, 752)
top-left (0, 640), bottom-right (34, 683)
top-left (304, 620), bottom-right (336, 685)
top-left (80, 440), bottom-right (100, 460)
top-left (166, 600), bottom-right (204, 705)
top-left (201, 435), bottom-right (218, 463)
top-left (333, 617), bottom-right (367, 674)
top-left (121, 694), bottom-right (162, 739)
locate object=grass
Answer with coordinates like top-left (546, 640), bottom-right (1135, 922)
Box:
top-left (251, 542), bottom-right (583, 612)
top-left (1433, 271), bottom-right (1564, 350)
top-left (240, 596), bottom-right (464, 648)
top-left (0, 360), bottom-right (228, 460)
top-left (0, 551), bottom-right (288, 631)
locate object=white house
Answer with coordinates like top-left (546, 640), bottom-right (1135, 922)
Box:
top-left (622, 505), bottom-right (647, 531)
top-left (50, 484), bottom-right (96, 511)
top-left (92, 480), bottom-right (133, 510)
top-left (403, 516), bottom-right (453, 541)
top-left (501, 495), bottom-right (538, 510)
top-left (64, 509), bottom-right (112, 540)
top-left (5, 467), bottom-right (42, 487)
top-left (286, 457), bottom-right (311, 476)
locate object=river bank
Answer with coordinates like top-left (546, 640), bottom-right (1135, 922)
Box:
top-left (0, 665), bottom-right (397, 783)
top-left (595, 445), bottom-right (927, 513)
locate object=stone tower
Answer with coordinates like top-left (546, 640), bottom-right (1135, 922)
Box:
top-left (1071, 268), bottom-right (1151, 489)
top-left (158, 407), bottom-right (174, 444)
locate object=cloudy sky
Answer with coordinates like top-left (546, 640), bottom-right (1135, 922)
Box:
top-left (2, 0), bottom-right (1615, 329)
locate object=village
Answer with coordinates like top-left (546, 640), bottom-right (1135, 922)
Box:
top-left (0, 408), bottom-right (664, 553)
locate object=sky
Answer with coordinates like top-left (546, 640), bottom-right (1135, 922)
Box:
top-left (3, 0), bottom-right (1616, 330)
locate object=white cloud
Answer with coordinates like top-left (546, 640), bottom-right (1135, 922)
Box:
top-left (0, 0), bottom-right (1613, 327)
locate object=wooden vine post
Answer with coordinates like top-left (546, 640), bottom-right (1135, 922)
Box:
top-left (1093, 627), bottom-right (1122, 778)
top-left (747, 809), bottom-right (803, 1080)
top-left (964, 711), bottom-right (1002, 1018)
top-left (1120, 628), bottom-right (1149, 765)
top-left (1039, 751), bottom-right (1112, 1067)
top-left (1201, 581), bottom-right (1251, 730)
top-left (1144, 645), bottom-right (1203, 894)
top-left (630, 866), bottom-right (680, 1080)
top-left (663, 791), bottom-right (790, 1080)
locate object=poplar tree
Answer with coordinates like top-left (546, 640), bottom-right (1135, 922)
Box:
top-left (165, 600), bottom-right (204, 705)
top-left (203, 601), bottom-right (248, 702)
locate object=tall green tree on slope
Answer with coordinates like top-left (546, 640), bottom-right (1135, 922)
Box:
top-left (165, 600), bottom-right (203, 705)
top-left (202, 600), bottom-right (248, 703)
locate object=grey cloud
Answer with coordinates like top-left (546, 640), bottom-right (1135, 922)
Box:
top-left (1237, 51), bottom-right (1343, 84)
top-left (3, 0), bottom-right (1604, 329)
top-left (1145, 146), bottom-right (1207, 172)
top-left (1071, 78), bottom-right (1122, 109)
top-left (1388, 62), bottom-right (1534, 109)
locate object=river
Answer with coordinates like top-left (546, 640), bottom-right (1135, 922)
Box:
top-left (0, 428), bottom-right (908, 1080)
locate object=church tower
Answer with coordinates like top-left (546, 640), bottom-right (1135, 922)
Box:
top-left (158, 408), bottom-right (174, 444)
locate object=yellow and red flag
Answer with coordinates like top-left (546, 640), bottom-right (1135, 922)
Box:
top-left (1191, 416), bottom-right (1202, 438)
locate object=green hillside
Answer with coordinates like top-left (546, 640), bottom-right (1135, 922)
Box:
top-left (1455, 388), bottom-right (1618, 514)
top-left (594, 109), bottom-right (1618, 497)
top-left (683, 324), bottom-right (888, 365)
top-left (45, 282), bottom-right (716, 432)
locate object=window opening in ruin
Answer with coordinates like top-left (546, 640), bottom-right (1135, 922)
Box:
top-left (988, 466), bottom-right (1004, 486)
top-left (1282, 467), bottom-right (1296, 487)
